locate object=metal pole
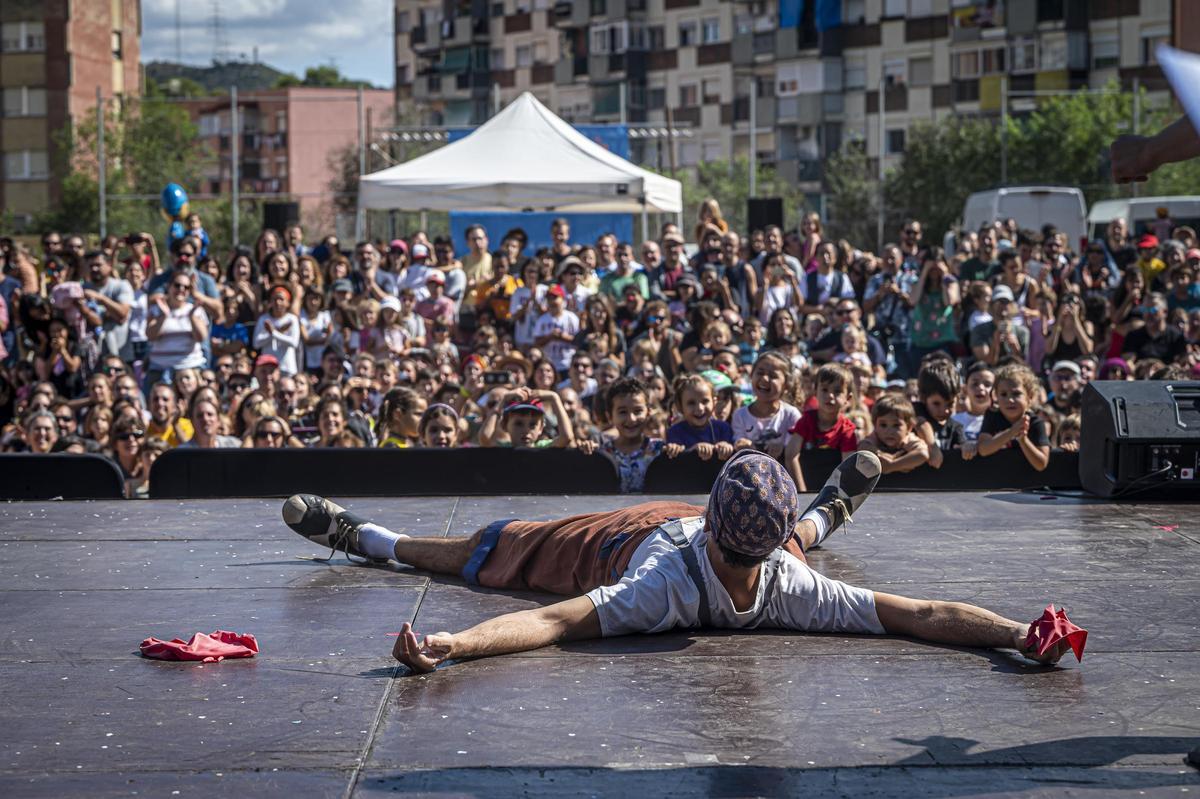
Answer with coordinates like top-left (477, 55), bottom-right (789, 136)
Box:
top-left (493, 83), bottom-right (500, 115)
top-left (877, 77), bottom-right (885, 253)
top-left (619, 81), bottom-right (627, 125)
top-left (665, 106), bottom-right (677, 178)
top-left (1132, 76), bottom-right (1141, 198)
top-left (356, 86), bottom-right (365, 242)
top-left (1000, 75), bottom-right (1008, 186)
top-left (365, 106), bottom-right (374, 240)
top-left (640, 199), bottom-right (648, 245)
top-left (231, 86), bottom-right (240, 246)
top-left (96, 87), bottom-right (107, 239)
top-left (749, 76), bottom-right (757, 198)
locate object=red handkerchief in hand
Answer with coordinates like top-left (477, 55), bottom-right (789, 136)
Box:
top-left (140, 630), bottom-right (259, 663)
top-left (1024, 604), bottom-right (1087, 662)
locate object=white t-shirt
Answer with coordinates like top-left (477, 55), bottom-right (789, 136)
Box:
top-left (952, 410), bottom-right (985, 442)
top-left (148, 302), bottom-right (206, 370)
top-left (759, 283), bottom-right (800, 324)
top-left (532, 309), bottom-right (581, 371)
top-left (732, 402), bottom-right (802, 451)
top-left (586, 518), bottom-right (883, 637)
top-left (301, 309), bottom-right (333, 369)
top-left (253, 312), bottom-right (303, 375)
top-left (510, 284), bottom-right (548, 348)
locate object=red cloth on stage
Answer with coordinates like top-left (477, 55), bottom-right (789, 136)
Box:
top-left (140, 630), bottom-right (259, 663)
top-left (1024, 605), bottom-right (1087, 662)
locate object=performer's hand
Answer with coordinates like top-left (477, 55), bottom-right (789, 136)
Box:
top-left (1110, 134), bottom-right (1154, 183)
top-left (1015, 625), bottom-right (1071, 665)
top-left (393, 622), bottom-right (452, 673)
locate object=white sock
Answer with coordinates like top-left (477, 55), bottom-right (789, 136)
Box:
top-left (800, 509), bottom-right (831, 547)
top-left (357, 522), bottom-right (410, 561)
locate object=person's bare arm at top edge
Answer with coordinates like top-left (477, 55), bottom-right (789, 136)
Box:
top-left (1111, 115), bottom-right (1200, 182)
top-left (392, 596), bottom-right (601, 673)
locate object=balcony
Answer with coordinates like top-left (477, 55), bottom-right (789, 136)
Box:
top-left (664, 0), bottom-right (700, 8)
top-left (697, 42), bottom-right (731, 66)
top-left (672, 106), bottom-right (700, 126)
top-left (905, 16), bottom-right (948, 42)
top-left (494, 68), bottom-right (516, 88)
top-left (866, 84), bottom-right (909, 113)
top-left (505, 12), bottom-right (532, 33)
top-left (843, 23), bottom-right (881, 48)
top-left (531, 62), bottom-right (555, 84)
top-left (647, 50), bottom-right (677, 71)
top-left (776, 94), bottom-right (823, 123)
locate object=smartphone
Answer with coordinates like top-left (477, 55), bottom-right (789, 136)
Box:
top-left (483, 371), bottom-right (512, 386)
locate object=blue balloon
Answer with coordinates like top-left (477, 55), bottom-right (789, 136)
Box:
top-left (161, 183), bottom-right (189, 217)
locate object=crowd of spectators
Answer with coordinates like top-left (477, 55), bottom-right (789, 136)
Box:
top-left (0, 200), bottom-right (1196, 496)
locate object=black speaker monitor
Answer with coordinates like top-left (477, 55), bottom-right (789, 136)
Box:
top-left (1079, 380), bottom-right (1200, 499)
top-left (263, 201), bottom-right (300, 233)
top-left (747, 197), bottom-right (783, 232)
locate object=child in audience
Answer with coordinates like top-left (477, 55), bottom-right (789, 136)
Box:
top-left (738, 317), bottom-right (764, 366)
top-left (977, 363), bottom-right (1051, 471)
top-left (914, 359), bottom-right (966, 469)
top-left (784, 363), bottom-right (858, 491)
top-left (834, 325), bottom-right (872, 371)
top-left (858, 393), bottom-right (931, 474)
top-left (480, 387), bottom-right (573, 449)
top-left (579, 377), bottom-right (665, 493)
top-left (377, 387), bottom-right (427, 448)
top-left (418, 403), bottom-right (461, 448)
top-left (666, 373), bottom-right (735, 461)
top-left (1055, 413), bottom-right (1081, 452)
top-left (954, 361), bottom-right (995, 459)
top-left (732, 351), bottom-right (802, 461)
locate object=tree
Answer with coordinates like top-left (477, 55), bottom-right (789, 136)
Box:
top-left (824, 140), bottom-right (878, 247)
top-left (276, 65), bottom-right (373, 90)
top-left (651, 157), bottom-right (814, 238)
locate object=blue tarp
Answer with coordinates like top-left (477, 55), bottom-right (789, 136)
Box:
top-left (779, 0), bottom-right (803, 28)
top-left (448, 124), bottom-right (633, 256)
top-left (815, 0), bottom-right (841, 31)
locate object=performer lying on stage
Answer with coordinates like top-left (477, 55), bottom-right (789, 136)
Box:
top-left (282, 450), bottom-right (1079, 673)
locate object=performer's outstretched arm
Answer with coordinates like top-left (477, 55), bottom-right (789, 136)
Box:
top-left (393, 595), bottom-right (601, 673)
top-left (873, 592), bottom-right (1070, 664)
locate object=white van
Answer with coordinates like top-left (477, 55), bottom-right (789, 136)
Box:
top-left (961, 187), bottom-right (1087, 250)
top-left (1086, 195), bottom-right (1200, 241)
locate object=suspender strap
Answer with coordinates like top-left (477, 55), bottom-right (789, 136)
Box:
top-left (661, 519), bottom-right (712, 629)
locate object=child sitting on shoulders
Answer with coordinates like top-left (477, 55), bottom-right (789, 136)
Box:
top-left (913, 359), bottom-right (966, 469)
top-left (858, 393), bottom-right (931, 474)
top-left (666, 373), bottom-right (735, 462)
top-left (954, 361), bottom-right (995, 460)
top-left (579, 377), bottom-right (665, 493)
top-left (977, 363), bottom-right (1051, 471)
top-left (784, 363), bottom-right (858, 491)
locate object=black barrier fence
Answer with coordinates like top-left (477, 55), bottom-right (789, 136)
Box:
top-left (132, 447), bottom-right (1084, 500)
top-left (0, 453), bottom-right (126, 500)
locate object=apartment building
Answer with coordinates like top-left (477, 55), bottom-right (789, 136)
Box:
top-left (0, 0), bottom-right (141, 228)
top-left (398, 0), bottom-right (1189, 210)
top-left (178, 88), bottom-right (394, 223)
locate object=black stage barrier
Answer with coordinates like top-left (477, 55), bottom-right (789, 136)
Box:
top-left (646, 448), bottom-right (1081, 495)
top-left (0, 453), bottom-right (126, 500)
top-left (150, 447), bottom-right (622, 499)
top-left (149, 446), bottom-right (1081, 499)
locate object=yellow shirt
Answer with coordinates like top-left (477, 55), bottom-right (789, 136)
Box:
top-left (462, 252), bottom-right (494, 284)
top-left (1138, 256), bottom-right (1166, 289)
top-left (379, 435), bottom-right (410, 448)
top-left (147, 417), bottom-right (194, 448)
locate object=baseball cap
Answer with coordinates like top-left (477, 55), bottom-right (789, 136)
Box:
top-left (1050, 360), bottom-right (1082, 377)
top-left (1186, 248), bottom-right (1200, 261)
top-left (332, 278), bottom-right (353, 293)
top-left (255, 353), bottom-right (279, 369)
top-left (662, 231), bottom-right (685, 246)
top-left (677, 273), bottom-right (702, 290)
top-left (1137, 234), bottom-right (1159, 250)
top-left (411, 243), bottom-right (430, 261)
top-left (554, 255), bottom-right (585, 278)
top-left (547, 284), bottom-right (566, 299)
top-left (425, 270), bottom-right (446, 285)
top-left (503, 396), bottom-right (544, 416)
top-left (991, 285), bottom-right (1015, 303)
top-left (389, 239), bottom-right (407, 253)
top-left (380, 295), bottom-right (401, 313)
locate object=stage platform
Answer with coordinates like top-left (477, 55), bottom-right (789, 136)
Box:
top-left (1, 492), bottom-right (1197, 798)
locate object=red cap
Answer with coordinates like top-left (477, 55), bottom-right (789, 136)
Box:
top-left (548, 284), bottom-right (566, 299)
top-left (503, 396), bottom-right (545, 416)
top-left (255, 353), bottom-right (279, 369)
top-left (1137, 234), bottom-right (1159, 250)
top-left (425, 270), bottom-right (446, 285)
top-left (389, 239), bottom-right (407, 253)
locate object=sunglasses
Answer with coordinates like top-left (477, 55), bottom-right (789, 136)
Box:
top-left (116, 431), bottom-right (144, 441)
top-left (903, 228), bottom-right (918, 235)
top-left (835, 308), bottom-right (855, 316)
top-left (102, 365), bottom-right (126, 375)
top-left (255, 429), bottom-right (284, 439)
top-left (55, 415), bottom-right (74, 424)
top-left (172, 282), bottom-right (191, 290)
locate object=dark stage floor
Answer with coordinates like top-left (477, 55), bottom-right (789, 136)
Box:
top-left (1, 492), bottom-right (1198, 798)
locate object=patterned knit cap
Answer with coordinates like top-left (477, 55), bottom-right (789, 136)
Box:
top-left (705, 450), bottom-right (798, 558)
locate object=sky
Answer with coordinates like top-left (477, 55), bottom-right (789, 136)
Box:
top-left (140, 0), bottom-right (395, 88)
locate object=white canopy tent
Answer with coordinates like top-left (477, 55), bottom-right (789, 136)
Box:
top-left (357, 92), bottom-right (682, 217)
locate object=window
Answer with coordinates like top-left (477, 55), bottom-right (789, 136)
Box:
top-left (702, 78), bottom-right (721, 103)
top-left (777, 62), bottom-right (823, 95)
top-left (3, 150), bottom-right (49, 180)
top-left (909, 0), bottom-right (933, 15)
top-left (679, 83), bottom-right (699, 107)
top-left (648, 25), bottom-right (665, 50)
top-left (678, 20), bottom-right (697, 47)
top-left (111, 31), bottom-right (123, 59)
top-left (1, 21), bottom-right (45, 52)
top-left (909, 56), bottom-right (932, 87)
top-left (491, 47), bottom-right (505, 68)
top-left (886, 128), bottom-right (906, 154)
top-left (702, 17), bottom-right (720, 44)
top-left (843, 0), bottom-right (866, 24)
top-left (1141, 26), bottom-right (1170, 66)
top-left (882, 0), bottom-right (906, 17)
top-left (515, 45), bottom-right (533, 67)
top-left (703, 139), bottom-right (723, 162)
top-left (275, 110), bottom-right (287, 133)
top-left (1010, 38), bottom-right (1037, 72)
top-left (777, 65), bottom-right (800, 96)
top-left (981, 47), bottom-right (1005, 73)
top-left (491, 2), bottom-right (505, 15)
top-left (591, 22), bottom-right (628, 54)
top-left (1, 87), bottom-right (47, 117)
top-left (276, 157), bottom-right (287, 178)
top-left (952, 50), bottom-right (979, 78)
top-left (397, 11), bottom-right (411, 33)
top-left (629, 24), bottom-right (647, 51)
top-left (735, 14), bottom-right (753, 35)
top-left (679, 140), bottom-right (701, 166)
top-left (1092, 34), bottom-right (1119, 69)
top-left (647, 87), bottom-right (665, 109)
top-left (590, 0), bottom-right (606, 15)
top-left (844, 58), bottom-right (866, 90)
top-left (199, 114), bottom-right (220, 136)
top-left (883, 59), bottom-right (906, 86)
